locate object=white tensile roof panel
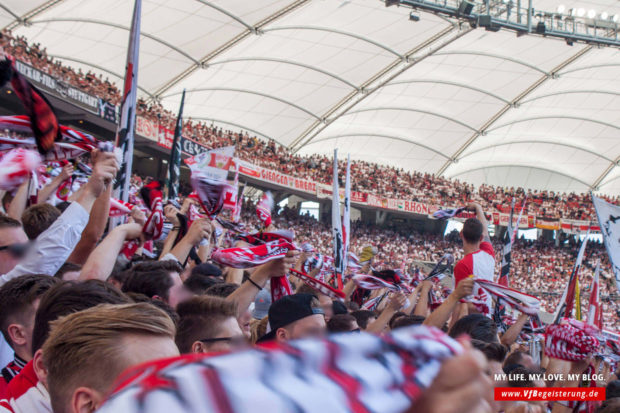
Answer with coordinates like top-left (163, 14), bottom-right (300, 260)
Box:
top-left (5, 0), bottom-right (620, 194)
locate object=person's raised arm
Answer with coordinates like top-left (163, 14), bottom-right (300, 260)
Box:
top-left (166, 218), bottom-right (212, 264)
top-left (37, 163), bottom-right (73, 203)
top-left (366, 292), bottom-right (407, 334)
top-left (6, 178), bottom-right (29, 221)
top-left (66, 183), bottom-right (112, 265)
top-left (159, 204), bottom-right (181, 258)
top-left (424, 278), bottom-right (473, 328)
top-left (413, 280), bottom-right (433, 316)
top-left (467, 202), bottom-right (489, 242)
top-left (226, 250), bottom-right (299, 318)
top-left (499, 313), bottom-right (529, 346)
top-left (79, 223), bottom-right (143, 281)
top-left (0, 150), bottom-right (118, 285)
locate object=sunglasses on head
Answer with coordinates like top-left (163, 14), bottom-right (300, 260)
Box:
top-left (0, 243), bottom-right (30, 258)
top-left (199, 336), bottom-right (247, 346)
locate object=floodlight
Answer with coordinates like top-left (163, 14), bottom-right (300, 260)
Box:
top-left (409, 12), bottom-right (420, 21)
top-left (612, 14), bottom-right (618, 23)
top-left (457, 0), bottom-right (475, 16)
top-left (587, 9), bottom-right (596, 19)
top-left (600, 12), bottom-right (608, 20)
top-left (577, 8), bottom-right (585, 17)
top-left (557, 5), bottom-right (565, 14)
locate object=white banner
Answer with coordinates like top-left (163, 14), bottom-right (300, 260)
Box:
top-left (592, 194), bottom-right (620, 292)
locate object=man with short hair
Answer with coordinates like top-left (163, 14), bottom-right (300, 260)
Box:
top-left (259, 294), bottom-right (326, 343)
top-left (0, 275), bottom-right (58, 394)
top-left (21, 204), bottom-right (61, 240)
top-left (122, 261), bottom-right (191, 309)
top-left (0, 149), bottom-right (119, 286)
top-left (327, 314), bottom-right (359, 333)
top-left (350, 310), bottom-right (377, 331)
top-left (0, 280), bottom-right (132, 413)
top-left (175, 296), bottom-right (243, 353)
top-left (453, 202), bottom-right (495, 315)
top-left (42, 303), bottom-right (178, 413)
top-left (449, 314), bottom-right (499, 344)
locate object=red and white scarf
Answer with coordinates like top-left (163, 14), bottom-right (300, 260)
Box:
top-left (471, 279), bottom-right (540, 316)
top-left (290, 268), bottom-right (345, 300)
top-left (109, 197), bottom-right (135, 217)
top-left (545, 320), bottom-right (600, 361)
top-left (100, 325), bottom-right (463, 413)
top-left (0, 148), bottom-right (42, 191)
top-left (256, 191), bottom-right (273, 227)
top-left (352, 273), bottom-right (401, 292)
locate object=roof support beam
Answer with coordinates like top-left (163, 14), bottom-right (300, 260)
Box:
top-left (459, 139), bottom-right (615, 163)
top-left (448, 164), bottom-right (592, 188)
top-left (305, 133), bottom-right (450, 159)
top-left (262, 26), bottom-right (404, 59)
top-left (0, 2), bottom-right (21, 22)
top-left (4, 0), bottom-right (63, 31)
top-left (559, 63), bottom-right (620, 76)
top-left (152, 0), bottom-right (309, 99)
top-left (162, 87), bottom-right (321, 120)
top-left (46, 54), bottom-right (155, 99)
top-left (373, 79), bottom-right (510, 103)
top-left (342, 107), bottom-right (479, 132)
top-left (436, 46), bottom-right (593, 177)
top-left (208, 57), bottom-right (359, 90)
top-left (432, 51), bottom-right (550, 75)
top-left (29, 18), bottom-right (201, 65)
top-left (590, 155), bottom-right (620, 190)
top-left (520, 90), bottom-right (620, 105)
top-left (193, 0), bottom-right (254, 31)
top-left (486, 116), bottom-right (620, 134)
top-left (289, 23), bottom-right (469, 151)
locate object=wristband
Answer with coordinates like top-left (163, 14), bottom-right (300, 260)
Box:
top-left (248, 277), bottom-right (263, 291)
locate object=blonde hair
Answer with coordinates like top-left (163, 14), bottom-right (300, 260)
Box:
top-left (42, 303), bottom-right (176, 413)
top-left (250, 316), bottom-right (269, 344)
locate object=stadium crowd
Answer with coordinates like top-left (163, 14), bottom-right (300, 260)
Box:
top-left (0, 29), bottom-right (619, 413)
top-left (0, 154), bottom-right (616, 412)
top-left (3, 29), bottom-right (617, 223)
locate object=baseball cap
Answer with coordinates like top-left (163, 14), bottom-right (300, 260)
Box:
top-left (252, 288), bottom-right (271, 320)
top-left (190, 262), bottom-right (223, 278)
top-left (258, 293), bottom-right (325, 343)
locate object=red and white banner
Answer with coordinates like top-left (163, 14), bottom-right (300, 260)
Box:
top-left (492, 212), bottom-right (536, 229)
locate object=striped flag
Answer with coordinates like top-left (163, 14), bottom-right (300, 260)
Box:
top-left (554, 229), bottom-right (589, 323)
top-left (498, 198), bottom-right (515, 287)
top-left (113, 0), bottom-right (141, 203)
top-left (166, 89), bottom-right (185, 201)
top-left (586, 260), bottom-right (602, 329)
top-left (332, 149), bottom-right (344, 290)
top-left (342, 154), bottom-right (351, 277)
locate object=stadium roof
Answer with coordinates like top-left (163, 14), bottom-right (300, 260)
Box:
top-left (4, 0), bottom-right (620, 194)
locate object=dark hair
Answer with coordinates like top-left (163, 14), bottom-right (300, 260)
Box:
top-left (462, 218), bottom-right (483, 244)
top-left (122, 267), bottom-right (176, 302)
top-left (327, 314), bottom-right (358, 333)
top-left (125, 292), bottom-right (179, 327)
top-left (21, 204), bottom-right (61, 240)
top-left (391, 315), bottom-right (426, 330)
top-left (54, 262), bottom-right (82, 279)
top-left (205, 282), bottom-right (239, 298)
top-left (0, 274), bottom-right (59, 347)
top-left (388, 311), bottom-right (406, 330)
top-left (55, 201), bottom-right (71, 213)
top-left (190, 262), bottom-right (222, 278)
top-left (449, 314), bottom-right (498, 343)
top-left (350, 310), bottom-right (376, 330)
top-left (184, 273), bottom-right (224, 295)
top-left (107, 269), bottom-right (132, 287)
top-left (0, 215), bottom-right (22, 229)
top-left (175, 296), bottom-right (238, 353)
top-left (470, 339), bottom-right (508, 363)
top-left (506, 367), bottom-right (536, 388)
top-left (130, 260), bottom-right (182, 274)
top-left (32, 280), bottom-right (130, 352)
top-left (332, 300), bottom-right (348, 315)
top-left (605, 380), bottom-right (620, 400)
top-left (503, 351), bottom-right (529, 369)
top-left (596, 399), bottom-right (620, 413)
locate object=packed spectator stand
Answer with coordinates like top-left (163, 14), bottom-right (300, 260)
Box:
top-left (0, 25), bottom-right (619, 413)
top-left (2, 29), bottom-right (618, 223)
